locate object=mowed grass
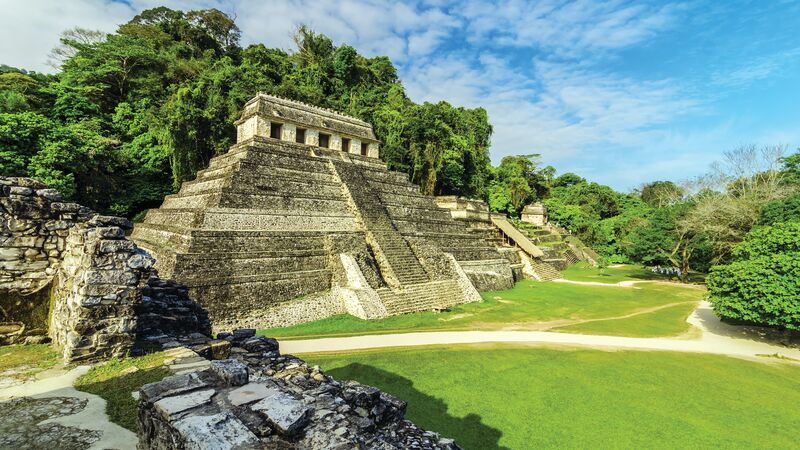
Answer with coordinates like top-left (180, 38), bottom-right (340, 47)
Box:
top-left (0, 344), bottom-right (62, 378)
top-left (562, 263), bottom-right (705, 284)
top-left (260, 265), bottom-right (703, 339)
top-left (552, 301), bottom-right (699, 337)
top-left (305, 345), bottom-right (800, 450)
top-left (75, 351), bottom-right (171, 431)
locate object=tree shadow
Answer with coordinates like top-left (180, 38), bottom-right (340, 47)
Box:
top-left (325, 363), bottom-right (509, 450)
top-left (692, 303), bottom-right (800, 348)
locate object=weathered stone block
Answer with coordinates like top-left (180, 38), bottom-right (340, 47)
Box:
top-left (210, 359), bottom-right (248, 386)
top-left (250, 388), bottom-right (313, 436)
top-left (172, 412), bottom-right (260, 450)
top-left (154, 388), bottom-right (216, 420)
top-left (140, 372), bottom-right (209, 404)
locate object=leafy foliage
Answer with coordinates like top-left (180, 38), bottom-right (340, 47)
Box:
top-left (706, 221), bottom-right (800, 330)
top-left (0, 8), bottom-right (493, 216)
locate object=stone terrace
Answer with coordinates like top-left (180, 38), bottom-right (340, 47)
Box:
top-left (133, 94), bottom-right (513, 331)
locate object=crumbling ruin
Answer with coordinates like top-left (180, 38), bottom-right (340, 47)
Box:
top-left (435, 196), bottom-right (597, 280)
top-left (133, 94), bottom-right (514, 330)
top-left (137, 329), bottom-right (461, 449)
top-left (0, 177), bottom-right (210, 361)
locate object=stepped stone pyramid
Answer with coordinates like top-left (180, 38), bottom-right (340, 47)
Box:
top-left (132, 94), bottom-right (513, 330)
top-left (435, 196), bottom-right (598, 281)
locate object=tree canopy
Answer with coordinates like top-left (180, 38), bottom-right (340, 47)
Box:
top-left (0, 8), bottom-right (493, 216)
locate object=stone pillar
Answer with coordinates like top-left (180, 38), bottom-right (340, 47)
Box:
top-left (367, 143), bottom-right (379, 158)
top-left (236, 116), bottom-right (269, 143)
top-left (349, 138), bottom-right (361, 155)
top-left (306, 129), bottom-right (319, 146)
top-left (330, 134), bottom-right (342, 151)
top-left (49, 215), bottom-right (154, 362)
top-left (281, 123), bottom-right (296, 142)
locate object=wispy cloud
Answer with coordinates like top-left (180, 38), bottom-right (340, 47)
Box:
top-left (1, 0), bottom-right (798, 189)
top-left (458, 0), bottom-right (682, 57)
top-left (711, 47), bottom-right (800, 88)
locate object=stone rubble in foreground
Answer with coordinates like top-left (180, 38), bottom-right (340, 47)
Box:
top-left (137, 329), bottom-right (461, 450)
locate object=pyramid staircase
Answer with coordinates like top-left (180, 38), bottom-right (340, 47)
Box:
top-left (133, 137), bottom-right (508, 328)
top-left (510, 220), bottom-right (596, 271)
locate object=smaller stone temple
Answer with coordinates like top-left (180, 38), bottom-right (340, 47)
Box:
top-left (133, 94), bottom-right (514, 331)
top-left (521, 202), bottom-right (547, 226)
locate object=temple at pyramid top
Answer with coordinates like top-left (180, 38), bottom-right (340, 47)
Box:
top-left (132, 93), bottom-right (517, 332)
top-left (234, 93), bottom-right (381, 158)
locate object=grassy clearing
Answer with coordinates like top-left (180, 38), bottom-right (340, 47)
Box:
top-left (0, 344), bottom-right (62, 379)
top-left (561, 262), bottom-right (666, 283)
top-left (562, 263), bottom-right (705, 284)
top-left (74, 351), bottom-right (170, 431)
top-left (305, 345), bottom-right (800, 450)
top-left (260, 265), bottom-right (703, 339)
top-left (552, 301), bottom-right (699, 337)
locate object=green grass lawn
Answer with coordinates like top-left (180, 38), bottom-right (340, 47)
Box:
top-left (0, 344), bottom-right (62, 379)
top-left (552, 301), bottom-right (699, 337)
top-left (562, 263), bottom-right (705, 284)
top-left (305, 345), bottom-right (800, 450)
top-left (74, 351), bottom-right (171, 431)
top-left (260, 265), bottom-right (703, 339)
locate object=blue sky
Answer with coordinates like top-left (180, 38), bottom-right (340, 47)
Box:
top-left (2, 0), bottom-right (799, 191)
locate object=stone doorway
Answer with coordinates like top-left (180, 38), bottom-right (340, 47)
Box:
top-left (319, 133), bottom-right (330, 148)
top-left (270, 122), bottom-right (283, 139)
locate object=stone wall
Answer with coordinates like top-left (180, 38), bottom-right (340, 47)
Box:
top-left (136, 277), bottom-right (213, 341)
top-left (1, 176), bottom-right (211, 361)
top-left (1, 177), bottom-right (93, 342)
top-left (137, 330), bottom-right (461, 449)
top-left (48, 215), bottom-right (155, 361)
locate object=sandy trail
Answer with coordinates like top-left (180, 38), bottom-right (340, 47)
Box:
top-left (280, 302), bottom-right (800, 362)
top-left (551, 278), bottom-right (651, 288)
top-left (0, 365), bottom-right (137, 450)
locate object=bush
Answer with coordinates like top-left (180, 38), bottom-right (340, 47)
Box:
top-left (706, 221), bottom-right (800, 330)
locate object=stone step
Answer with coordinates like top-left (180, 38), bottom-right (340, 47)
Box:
top-left (196, 209), bottom-right (357, 232)
top-left (181, 268), bottom-right (332, 287)
top-left (180, 176), bottom-right (231, 195)
top-left (365, 178), bottom-right (422, 195)
top-left (219, 194), bottom-right (351, 215)
top-left (188, 232), bottom-right (329, 254)
top-left (225, 138), bottom-right (334, 169)
top-left (229, 174), bottom-right (343, 199)
top-left (162, 192), bottom-right (222, 209)
top-left (131, 223), bottom-right (193, 254)
top-left (211, 160), bottom-right (337, 185)
top-left (377, 280), bottom-right (465, 315)
top-left (383, 204), bottom-right (453, 222)
top-left (174, 254), bottom-right (329, 276)
top-left (144, 208), bottom-right (204, 229)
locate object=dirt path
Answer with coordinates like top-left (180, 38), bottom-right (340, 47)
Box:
top-left (0, 365), bottom-right (136, 450)
top-left (552, 278), bottom-right (651, 288)
top-left (280, 301), bottom-right (800, 362)
top-left (497, 301), bottom-right (696, 331)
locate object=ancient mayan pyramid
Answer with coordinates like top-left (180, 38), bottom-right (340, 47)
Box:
top-left (132, 94), bottom-right (514, 330)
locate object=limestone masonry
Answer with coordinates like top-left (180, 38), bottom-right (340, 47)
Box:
top-left (133, 94), bottom-right (514, 330)
top-left (138, 329), bottom-right (461, 449)
top-left (435, 196), bottom-right (597, 281)
top-left (0, 177), bottom-right (210, 361)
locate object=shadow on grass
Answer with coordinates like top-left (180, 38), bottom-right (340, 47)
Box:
top-left (326, 363), bottom-right (508, 450)
top-left (692, 304), bottom-right (800, 348)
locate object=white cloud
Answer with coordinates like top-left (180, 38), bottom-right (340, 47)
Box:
top-left (458, 0), bottom-right (681, 57)
top-left (0, 0), bottom-right (135, 72)
top-left (1, 0), bottom-right (797, 190)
